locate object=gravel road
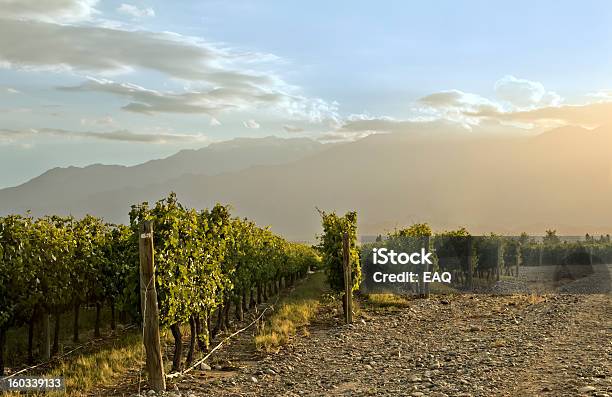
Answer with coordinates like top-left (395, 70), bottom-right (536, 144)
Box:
top-left (160, 293), bottom-right (611, 397)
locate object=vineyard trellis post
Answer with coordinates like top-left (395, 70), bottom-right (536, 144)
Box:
top-left (423, 235), bottom-right (431, 299)
top-left (139, 221), bottom-right (166, 393)
top-left (467, 237), bottom-right (474, 290)
top-left (515, 244), bottom-right (520, 277)
top-left (538, 245), bottom-right (543, 266)
top-left (496, 240), bottom-right (502, 281)
top-left (342, 232), bottom-right (353, 324)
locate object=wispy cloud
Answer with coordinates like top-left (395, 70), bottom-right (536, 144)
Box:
top-left (0, 0), bottom-right (340, 128)
top-left (0, 19), bottom-right (268, 81)
top-left (412, 77), bottom-right (612, 132)
top-left (465, 101), bottom-right (612, 128)
top-left (80, 115), bottom-right (115, 127)
top-left (586, 89), bottom-right (612, 100)
top-left (494, 75), bottom-right (561, 109)
top-left (59, 78), bottom-right (278, 117)
top-left (58, 76), bottom-right (340, 123)
top-left (283, 124), bottom-right (304, 133)
top-left (317, 130), bottom-right (376, 143)
top-left (0, 127), bottom-right (208, 144)
top-left (243, 119), bottom-right (260, 129)
top-left (0, 0), bottom-right (99, 23)
top-left (117, 3), bottom-right (155, 18)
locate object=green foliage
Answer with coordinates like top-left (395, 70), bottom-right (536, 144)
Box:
top-left (126, 193), bottom-right (319, 330)
top-left (502, 237), bottom-right (521, 268)
top-left (390, 223), bottom-right (432, 238)
top-left (433, 227), bottom-right (473, 274)
top-left (0, 192), bottom-right (319, 347)
top-left (0, 215), bottom-right (33, 328)
top-left (473, 234), bottom-right (504, 272)
top-left (386, 223), bottom-right (432, 261)
top-left (543, 229), bottom-right (560, 245)
top-left (520, 232), bottom-right (612, 266)
top-left (518, 232), bottom-right (531, 245)
top-left (317, 209), bottom-right (361, 293)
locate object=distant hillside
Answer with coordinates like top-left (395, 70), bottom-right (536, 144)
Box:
top-left (0, 136), bottom-right (328, 215)
top-left (1, 127), bottom-right (611, 241)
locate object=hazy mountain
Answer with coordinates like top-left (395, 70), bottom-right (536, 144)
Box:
top-left (1, 126), bottom-right (611, 241)
top-left (0, 136), bottom-right (327, 214)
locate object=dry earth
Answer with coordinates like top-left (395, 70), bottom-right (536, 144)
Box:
top-left (116, 293), bottom-right (611, 397)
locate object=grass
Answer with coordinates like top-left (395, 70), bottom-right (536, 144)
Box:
top-left (255, 272), bottom-right (328, 351)
top-left (3, 330), bottom-right (143, 397)
top-left (3, 306), bottom-right (143, 397)
top-left (363, 293), bottom-right (412, 308)
top-left (429, 281), bottom-right (461, 294)
top-left (4, 306), bottom-right (115, 368)
top-left (49, 332), bottom-right (143, 395)
top-left (507, 293), bottom-right (547, 306)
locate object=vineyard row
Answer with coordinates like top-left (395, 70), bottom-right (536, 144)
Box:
top-left (0, 193), bottom-right (320, 375)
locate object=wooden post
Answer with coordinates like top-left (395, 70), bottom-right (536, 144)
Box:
top-left (423, 236), bottom-right (431, 298)
top-left (515, 244), bottom-right (520, 277)
top-left (538, 245), bottom-right (543, 266)
top-left (467, 237), bottom-right (474, 290)
top-left (342, 233), bottom-right (353, 324)
top-left (496, 240), bottom-right (502, 281)
top-left (139, 221), bottom-right (166, 392)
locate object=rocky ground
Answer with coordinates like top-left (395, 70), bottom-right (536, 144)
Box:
top-left (119, 292), bottom-right (612, 397)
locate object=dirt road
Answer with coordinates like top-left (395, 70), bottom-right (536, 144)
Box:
top-left (130, 294), bottom-right (611, 397)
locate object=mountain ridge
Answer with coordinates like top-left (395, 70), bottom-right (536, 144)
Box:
top-left (1, 126), bottom-right (611, 241)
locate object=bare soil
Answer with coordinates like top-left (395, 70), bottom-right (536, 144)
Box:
top-left (110, 293), bottom-right (611, 397)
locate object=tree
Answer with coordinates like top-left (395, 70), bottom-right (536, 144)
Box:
top-left (543, 229), bottom-right (560, 245)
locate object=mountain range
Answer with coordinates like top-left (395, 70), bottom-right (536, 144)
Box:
top-left (1, 127), bottom-right (611, 241)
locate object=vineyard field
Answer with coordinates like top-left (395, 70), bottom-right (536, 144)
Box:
top-left (1, 205), bottom-right (610, 397)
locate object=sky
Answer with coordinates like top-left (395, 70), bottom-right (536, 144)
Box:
top-left (1, 0), bottom-right (612, 187)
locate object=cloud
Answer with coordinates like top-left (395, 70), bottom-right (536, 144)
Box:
top-left (586, 89), bottom-right (612, 100)
top-left (59, 77), bottom-right (282, 116)
top-left (0, 0), bottom-right (98, 22)
top-left (117, 3), bottom-right (155, 18)
top-left (0, 107), bottom-right (31, 113)
top-left (0, 4), bottom-right (340, 124)
top-left (278, 97), bottom-right (340, 124)
top-left (0, 18), bottom-right (273, 82)
top-left (210, 118), bottom-right (221, 126)
top-left (243, 120), bottom-right (260, 129)
top-left (0, 127), bottom-right (208, 144)
top-left (494, 75), bottom-right (561, 108)
top-left (80, 115), bottom-right (115, 126)
top-left (335, 114), bottom-right (540, 138)
top-left (412, 77), bottom-right (611, 130)
top-left (317, 130), bottom-right (377, 143)
top-left (411, 77), bottom-right (610, 132)
top-left (283, 124), bottom-right (304, 133)
top-left (4, 87), bottom-right (19, 94)
top-left (466, 101), bottom-right (612, 128)
top-left (58, 77), bottom-right (339, 123)
top-left (339, 118), bottom-right (474, 135)
top-left (419, 90), bottom-right (498, 111)
top-left (417, 89), bottom-right (501, 126)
